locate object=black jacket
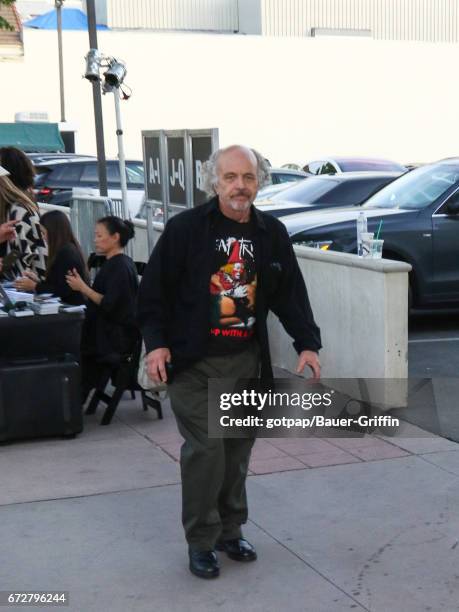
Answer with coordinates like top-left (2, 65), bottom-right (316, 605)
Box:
top-left (83, 254), bottom-right (139, 358)
top-left (137, 197), bottom-right (321, 379)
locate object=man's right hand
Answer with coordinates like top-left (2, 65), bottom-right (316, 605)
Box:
top-left (0, 220), bottom-right (18, 244)
top-left (146, 347), bottom-right (172, 383)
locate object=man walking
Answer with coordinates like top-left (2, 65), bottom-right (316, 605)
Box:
top-left (137, 145), bottom-right (321, 579)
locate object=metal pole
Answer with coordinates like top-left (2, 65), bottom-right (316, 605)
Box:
top-left (55, 0), bottom-right (66, 123)
top-left (113, 90), bottom-right (129, 219)
top-left (86, 0), bottom-right (108, 196)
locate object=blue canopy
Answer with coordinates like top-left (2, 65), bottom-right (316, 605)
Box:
top-left (24, 8), bottom-right (108, 30)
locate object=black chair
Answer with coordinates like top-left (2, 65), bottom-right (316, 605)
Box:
top-left (85, 340), bottom-right (163, 425)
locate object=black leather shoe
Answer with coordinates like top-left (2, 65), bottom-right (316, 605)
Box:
top-left (189, 550), bottom-right (220, 579)
top-left (215, 538), bottom-right (257, 562)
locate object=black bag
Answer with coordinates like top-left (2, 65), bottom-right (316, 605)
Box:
top-left (0, 357), bottom-right (83, 442)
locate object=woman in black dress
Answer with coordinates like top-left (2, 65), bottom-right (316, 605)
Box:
top-left (65, 216), bottom-right (139, 400)
top-left (15, 210), bottom-right (87, 305)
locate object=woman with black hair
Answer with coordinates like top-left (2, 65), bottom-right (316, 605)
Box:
top-left (66, 216), bottom-right (139, 399)
top-left (0, 147), bottom-right (35, 198)
top-left (15, 210), bottom-right (87, 305)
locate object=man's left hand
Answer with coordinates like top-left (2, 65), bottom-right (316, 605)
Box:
top-left (296, 350), bottom-right (321, 380)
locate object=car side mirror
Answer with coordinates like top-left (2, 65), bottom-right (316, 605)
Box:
top-left (446, 192), bottom-right (459, 214)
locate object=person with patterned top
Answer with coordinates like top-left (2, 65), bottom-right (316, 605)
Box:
top-left (0, 165), bottom-right (47, 281)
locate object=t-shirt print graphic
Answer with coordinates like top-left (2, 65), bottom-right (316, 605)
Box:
top-left (210, 238), bottom-right (257, 341)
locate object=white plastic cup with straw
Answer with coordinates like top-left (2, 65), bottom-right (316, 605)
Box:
top-left (370, 220), bottom-right (384, 259)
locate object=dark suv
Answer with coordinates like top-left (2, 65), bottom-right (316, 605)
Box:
top-left (34, 158), bottom-right (145, 216)
top-left (280, 159), bottom-right (459, 308)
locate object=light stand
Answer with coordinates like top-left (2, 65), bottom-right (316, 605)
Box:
top-left (85, 0), bottom-right (108, 196)
top-left (55, 0), bottom-right (65, 123)
top-left (84, 53), bottom-right (130, 218)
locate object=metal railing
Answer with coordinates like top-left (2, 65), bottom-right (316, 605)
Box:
top-left (109, 197), bottom-right (128, 220)
top-left (108, 197), bottom-right (134, 258)
top-left (144, 201), bottom-right (164, 254)
top-left (70, 195), bottom-right (112, 259)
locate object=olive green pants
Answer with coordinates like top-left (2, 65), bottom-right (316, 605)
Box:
top-left (169, 343), bottom-right (260, 552)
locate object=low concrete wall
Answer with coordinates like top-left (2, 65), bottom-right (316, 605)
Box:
top-left (268, 246), bottom-right (411, 378)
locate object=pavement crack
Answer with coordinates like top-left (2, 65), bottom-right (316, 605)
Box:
top-left (247, 517), bottom-right (371, 611)
top-left (0, 482), bottom-right (181, 509)
top-left (417, 454), bottom-right (459, 478)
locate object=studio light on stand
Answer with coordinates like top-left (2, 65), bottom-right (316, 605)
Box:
top-left (83, 52), bottom-right (132, 220)
top-left (84, 49), bottom-right (102, 82)
top-left (104, 60), bottom-right (126, 88)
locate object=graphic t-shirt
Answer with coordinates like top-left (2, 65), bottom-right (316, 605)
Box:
top-left (208, 211), bottom-right (257, 355)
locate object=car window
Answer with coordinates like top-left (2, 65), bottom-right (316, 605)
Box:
top-left (274, 173), bottom-right (303, 184)
top-left (106, 163), bottom-right (121, 182)
top-left (319, 162), bottom-right (337, 175)
top-left (363, 164), bottom-right (459, 210)
top-left (80, 164), bottom-right (98, 182)
top-left (81, 162), bottom-right (120, 183)
top-left (48, 164), bottom-right (83, 182)
top-left (33, 165), bottom-right (52, 185)
top-left (271, 176), bottom-right (339, 204)
top-left (126, 162), bottom-right (144, 185)
top-left (315, 178), bottom-right (393, 205)
top-left (304, 161), bottom-right (323, 175)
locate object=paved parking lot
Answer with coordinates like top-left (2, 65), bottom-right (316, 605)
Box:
top-left (409, 311), bottom-right (459, 377)
top-left (409, 311), bottom-right (459, 443)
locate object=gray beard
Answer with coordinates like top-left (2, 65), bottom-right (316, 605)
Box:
top-left (228, 198), bottom-right (253, 211)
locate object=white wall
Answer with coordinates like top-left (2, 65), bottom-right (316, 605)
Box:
top-left (4, 29), bottom-right (459, 167)
top-left (102, 0), bottom-right (238, 31)
top-left (76, 0), bottom-right (459, 43)
top-left (260, 0), bottom-right (459, 42)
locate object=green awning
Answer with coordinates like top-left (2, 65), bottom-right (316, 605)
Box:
top-left (0, 122), bottom-right (65, 152)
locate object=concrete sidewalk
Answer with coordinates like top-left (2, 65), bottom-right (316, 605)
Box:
top-left (1, 394), bottom-right (459, 612)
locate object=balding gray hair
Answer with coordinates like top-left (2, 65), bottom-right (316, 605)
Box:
top-left (200, 146), bottom-right (271, 197)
